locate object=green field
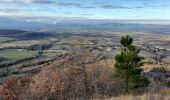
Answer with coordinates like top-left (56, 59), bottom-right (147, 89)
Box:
top-left (0, 49), bottom-right (37, 64)
top-left (0, 37), bottom-right (14, 43)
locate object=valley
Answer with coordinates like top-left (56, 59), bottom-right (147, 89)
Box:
top-left (0, 28), bottom-right (169, 84)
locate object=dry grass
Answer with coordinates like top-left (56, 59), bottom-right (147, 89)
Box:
top-left (101, 93), bottom-right (170, 100)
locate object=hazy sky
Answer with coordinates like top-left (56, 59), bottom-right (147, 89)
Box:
top-left (0, 0), bottom-right (170, 21)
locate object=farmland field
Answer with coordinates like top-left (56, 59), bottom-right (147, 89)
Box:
top-left (0, 37), bottom-right (14, 43)
top-left (0, 39), bottom-right (50, 48)
top-left (0, 49), bottom-right (37, 64)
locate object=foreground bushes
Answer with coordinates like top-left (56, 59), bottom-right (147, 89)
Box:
top-left (0, 58), bottom-right (126, 100)
top-left (0, 77), bottom-right (31, 100)
top-left (0, 40), bottom-right (169, 100)
top-left (0, 62), bottom-right (169, 100)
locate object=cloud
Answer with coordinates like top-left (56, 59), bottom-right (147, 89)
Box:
top-left (0, 8), bottom-right (21, 13)
top-left (63, 11), bottom-right (93, 16)
top-left (0, 0), bottom-right (166, 10)
top-left (31, 0), bottom-right (95, 8)
top-left (0, 0), bottom-right (21, 3)
top-left (101, 4), bottom-right (129, 9)
top-left (0, 0), bottom-right (49, 4)
top-left (0, 0), bottom-right (93, 8)
top-left (0, 0), bottom-right (130, 9)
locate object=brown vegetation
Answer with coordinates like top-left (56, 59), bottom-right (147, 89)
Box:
top-left (0, 40), bottom-right (169, 100)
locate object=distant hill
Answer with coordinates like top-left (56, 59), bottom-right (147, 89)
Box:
top-left (0, 16), bottom-right (54, 30)
top-left (0, 29), bottom-right (26, 36)
top-left (1, 16), bottom-right (170, 34)
top-left (0, 29), bottom-right (53, 40)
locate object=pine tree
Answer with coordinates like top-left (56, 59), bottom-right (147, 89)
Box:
top-left (114, 35), bottom-right (149, 93)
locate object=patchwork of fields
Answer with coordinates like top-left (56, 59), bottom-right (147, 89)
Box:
top-left (0, 29), bottom-right (169, 85)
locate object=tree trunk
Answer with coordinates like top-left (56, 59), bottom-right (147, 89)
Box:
top-left (125, 66), bottom-right (129, 93)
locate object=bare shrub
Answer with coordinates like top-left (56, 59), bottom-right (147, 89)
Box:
top-left (26, 40), bottom-right (122, 99)
top-left (0, 76), bottom-right (31, 100)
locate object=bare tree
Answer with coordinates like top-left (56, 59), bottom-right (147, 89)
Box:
top-left (68, 39), bottom-right (104, 97)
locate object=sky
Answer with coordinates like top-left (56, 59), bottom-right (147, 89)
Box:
top-left (0, 0), bottom-right (170, 23)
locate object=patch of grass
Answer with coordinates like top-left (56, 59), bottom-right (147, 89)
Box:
top-left (0, 37), bottom-right (14, 43)
top-left (162, 56), bottom-right (170, 64)
top-left (0, 49), bottom-right (37, 64)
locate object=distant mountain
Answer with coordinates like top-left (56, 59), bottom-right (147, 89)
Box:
top-left (0, 16), bottom-right (170, 34)
top-left (0, 29), bottom-right (53, 40)
top-left (0, 29), bottom-right (25, 35)
top-left (0, 16), bottom-right (54, 30)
